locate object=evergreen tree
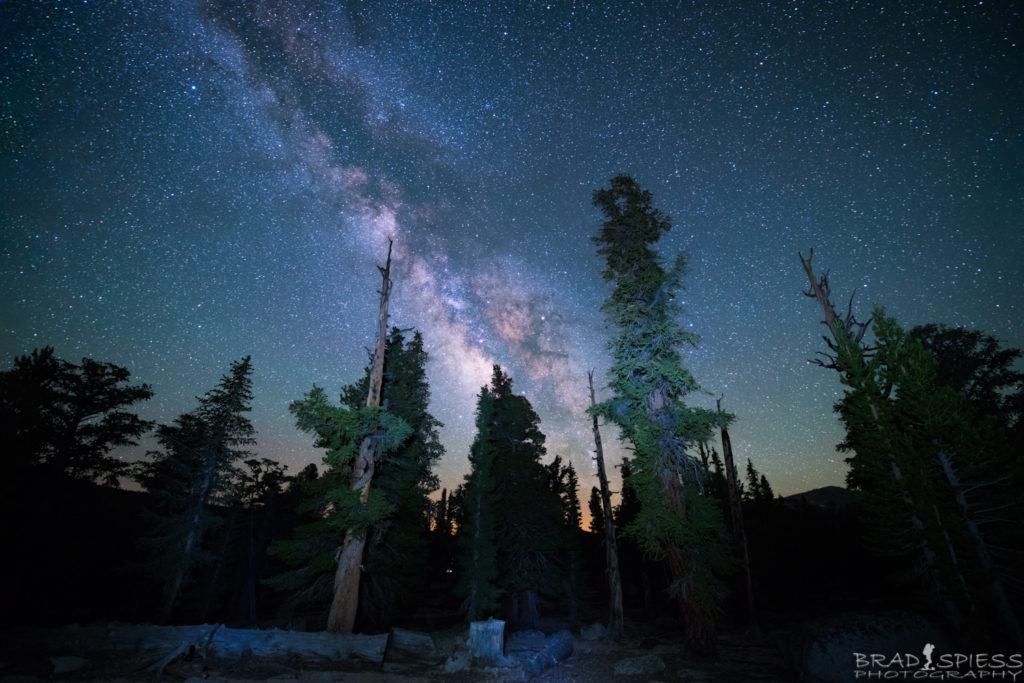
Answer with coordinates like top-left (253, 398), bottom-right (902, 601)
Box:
top-left (0, 346), bottom-right (153, 485)
top-left (590, 175), bottom-right (732, 654)
top-left (457, 365), bottom-right (564, 627)
top-left (341, 329), bottom-right (443, 630)
top-left (800, 251), bottom-right (1024, 647)
top-left (142, 355), bottom-right (256, 620)
top-left (269, 329), bottom-right (437, 630)
top-left (456, 381), bottom-right (502, 620)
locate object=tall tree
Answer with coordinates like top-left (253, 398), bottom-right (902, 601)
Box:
top-left (456, 380), bottom-right (503, 620)
top-left (285, 242), bottom-right (413, 634)
top-left (590, 175), bottom-right (732, 655)
top-left (340, 329), bottom-right (444, 630)
top-left (799, 250), bottom-right (1024, 647)
top-left (0, 346), bottom-right (153, 485)
top-left (457, 365), bottom-right (564, 628)
top-left (588, 369), bottom-right (624, 639)
top-left (142, 355), bottom-right (256, 620)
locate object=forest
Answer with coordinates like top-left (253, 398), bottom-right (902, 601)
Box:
top-left (1, 177), bottom-right (1022, 680)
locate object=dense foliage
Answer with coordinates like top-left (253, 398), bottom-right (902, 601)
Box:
top-left (0, 346), bottom-right (153, 485)
top-left (140, 356), bottom-right (257, 619)
top-left (268, 329), bottom-right (441, 630)
top-left (590, 175), bottom-right (732, 654)
top-left (456, 365), bottom-right (572, 628)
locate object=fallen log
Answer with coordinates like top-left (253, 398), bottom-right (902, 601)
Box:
top-left (1, 623), bottom-right (390, 666)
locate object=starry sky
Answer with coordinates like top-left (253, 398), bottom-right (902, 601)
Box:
top-left (2, 0), bottom-right (1022, 500)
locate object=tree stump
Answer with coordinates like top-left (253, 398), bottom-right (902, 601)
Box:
top-left (467, 618), bottom-right (505, 664)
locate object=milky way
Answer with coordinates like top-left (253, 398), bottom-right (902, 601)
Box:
top-left (2, 0), bottom-right (1021, 498)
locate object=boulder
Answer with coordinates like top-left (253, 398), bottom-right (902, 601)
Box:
top-left (779, 610), bottom-right (950, 683)
top-left (579, 622), bottom-right (606, 641)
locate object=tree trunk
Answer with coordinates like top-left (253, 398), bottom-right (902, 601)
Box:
top-left (467, 618), bottom-right (505, 663)
top-left (587, 370), bottom-right (624, 640)
top-left (937, 449), bottom-right (1024, 647)
top-left (717, 398), bottom-right (758, 634)
top-left (327, 241), bottom-right (393, 634)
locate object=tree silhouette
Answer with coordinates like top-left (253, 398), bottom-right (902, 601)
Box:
top-left (590, 175), bottom-right (732, 655)
top-left (141, 355), bottom-right (256, 621)
top-left (1, 346), bottom-right (153, 485)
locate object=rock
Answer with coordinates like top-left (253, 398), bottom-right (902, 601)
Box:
top-left (779, 610), bottom-right (950, 683)
top-left (443, 649), bottom-right (471, 674)
top-left (614, 653), bottom-right (666, 676)
top-left (387, 627), bottom-right (441, 665)
top-left (579, 622), bottom-right (605, 641)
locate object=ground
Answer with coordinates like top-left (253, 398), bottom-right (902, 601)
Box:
top-left (0, 618), bottom-right (796, 682)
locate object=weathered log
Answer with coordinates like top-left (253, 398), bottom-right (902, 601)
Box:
top-left (467, 618), bottom-right (505, 663)
top-left (518, 630), bottom-right (574, 675)
top-left (0, 623), bottom-right (389, 665)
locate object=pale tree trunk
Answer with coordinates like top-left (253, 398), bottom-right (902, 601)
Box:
top-left (717, 397), bottom-right (758, 634)
top-left (327, 240), bottom-right (393, 634)
top-left (587, 370), bottom-right (624, 640)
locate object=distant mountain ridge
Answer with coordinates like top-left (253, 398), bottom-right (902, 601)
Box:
top-left (783, 485), bottom-right (857, 510)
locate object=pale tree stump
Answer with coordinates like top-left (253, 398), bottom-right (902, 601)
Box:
top-left (467, 618), bottom-right (505, 664)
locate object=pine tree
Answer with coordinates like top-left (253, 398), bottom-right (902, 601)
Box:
top-left (142, 355), bottom-right (256, 620)
top-left (268, 328), bottom-right (438, 631)
top-left (341, 329), bottom-right (444, 630)
top-left (457, 365), bottom-right (564, 627)
top-left (456, 381), bottom-right (502, 620)
top-left (0, 346), bottom-right (153, 485)
top-left (800, 250), bottom-right (1024, 647)
top-left (590, 175), bottom-right (732, 654)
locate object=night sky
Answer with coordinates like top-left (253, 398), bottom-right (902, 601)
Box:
top-left (3, 1), bottom-right (1021, 499)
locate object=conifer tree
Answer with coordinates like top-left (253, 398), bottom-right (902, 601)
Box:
top-left (457, 366), bottom-right (564, 627)
top-left (341, 329), bottom-right (443, 629)
top-left (800, 250), bottom-right (1024, 647)
top-left (142, 355), bottom-right (256, 620)
top-left (268, 328), bottom-right (438, 630)
top-left (590, 175), bottom-right (732, 654)
top-left (0, 346), bottom-right (153, 485)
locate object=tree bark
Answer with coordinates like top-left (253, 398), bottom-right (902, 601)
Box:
top-left (717, 397), bottom-right (758, 634)
top-left (587, 370), bottom-right (624, 640)
top-left (327, 240), bottom-right (393, 634)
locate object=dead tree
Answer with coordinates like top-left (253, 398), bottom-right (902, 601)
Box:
top-left (798, 248), bottom-right (962, 632)
top-left (327, 240), bottom-right (394, 634)
top-left (588, 370), bottom-right (624, 640)
top-left (716, 396), bottom-right (757, 634)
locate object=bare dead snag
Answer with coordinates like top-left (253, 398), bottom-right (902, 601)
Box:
top-left (587, 370), bottom-right (624, 640)
top-left (327, 240), bottom-right (393, 634)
